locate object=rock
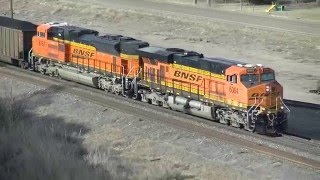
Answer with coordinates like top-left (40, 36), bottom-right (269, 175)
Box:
top-left (272, 161), bottom-right (282, 167)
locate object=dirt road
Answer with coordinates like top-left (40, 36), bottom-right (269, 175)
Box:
top-left (88, 0), bottom-right (320, 36)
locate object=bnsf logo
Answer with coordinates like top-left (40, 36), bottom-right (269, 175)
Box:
top-left (250, 92), bottom-right (280, 97)
top-left (174, 70), bottom-right (203, 82)
top-left (73, 48), bottom-right (95, 58)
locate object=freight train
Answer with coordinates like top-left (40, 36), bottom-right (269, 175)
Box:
top-left (0, 16), bottom-right (290, 135)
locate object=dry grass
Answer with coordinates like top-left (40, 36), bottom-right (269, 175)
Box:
top-left (0, 87), bottom-right (189, 179)
top-left (0, 92), bottom-right (110, 180)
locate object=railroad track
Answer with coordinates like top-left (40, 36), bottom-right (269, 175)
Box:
top-left (1, 64), bottom-right (320, 170)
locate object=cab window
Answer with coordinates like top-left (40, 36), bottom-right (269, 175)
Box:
top-left (37, 32), bottom-right (45, 37)
top-left (241, 74), bottom-right (258, 82)
top-left (261, 73), bottom-right (275, 81)
top-left (227, 75), bottom-right (237, 83)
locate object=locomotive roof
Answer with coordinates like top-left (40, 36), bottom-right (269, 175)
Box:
top-left (138, 46), bottom-right (246, 74)
top-left (200, 57), bottom-right (245, 74)
top-left (137, 47), bottom-right (203, 63)
top-left (202, 57), bottom-right (244, 66)
top-left (47, 24), bottom-right (149, 56)
top-left (0, 16), bottom-right (36, 31)
top-left (50, 25), bottom-right (98, 35)
top-left (79, 34), bottom-right (149, 56)
top-left (137, 47), bottom-right (179, 62)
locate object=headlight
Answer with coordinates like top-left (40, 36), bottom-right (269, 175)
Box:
top-left (266, 85), bottom-right (270, 92)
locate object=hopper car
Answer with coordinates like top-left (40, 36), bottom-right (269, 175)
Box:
top-left (0, 16), bottom-right (36, 67)
top-left (0, 16), bottom-right (290, 135)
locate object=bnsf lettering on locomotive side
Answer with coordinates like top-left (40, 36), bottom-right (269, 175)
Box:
top-left (250, 92), bottom-right (280, 97)
top-left (73, 49), bottom-right (94, 58)
top-left (174, 70), bottom-right (203, 82)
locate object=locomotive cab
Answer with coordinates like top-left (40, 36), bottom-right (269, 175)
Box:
top-left (226, 64), bottom-right (289, 134)
top-left (32, 22), bottom-right (70, 66)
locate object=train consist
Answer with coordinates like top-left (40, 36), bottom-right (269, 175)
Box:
top-left (0, 16), bottom-right (290, 135)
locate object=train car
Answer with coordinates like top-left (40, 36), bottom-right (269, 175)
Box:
top-left (0, 16), bottom-right (36, 67)
top-left (137, 46), bottom-right (290, 134)
top-left (30, 22), bottom-right (148, 93)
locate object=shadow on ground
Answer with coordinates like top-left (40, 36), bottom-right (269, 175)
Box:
top-left (0, 85), bottom-right (112, 180)
top-left (286, 105), bottom-right (320, 140)
top-left (0, 84), bottom-right (192, 180)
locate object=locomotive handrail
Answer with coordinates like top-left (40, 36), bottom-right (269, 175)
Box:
top-left (126, 66), bottom-right (135, 78)
top-left (246, 97), bottom-right (257, 131)
top-left (28, 48), bottom-right (33, 64)
top-left (246, 97), bottom-right (264, 131)
top-left (136, 67), bottom-right (143, 77)
top-left (252, 98), bottom-right (264, 121)
top-left (279, 96), bottom-right (290, 118)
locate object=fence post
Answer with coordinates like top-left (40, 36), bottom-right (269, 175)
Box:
top-left (10, 0), bottom-right (14, 18)
top-left (193, 0), bottom-right (197, 5)
top-left (207, 0), bottom-right (211, 7)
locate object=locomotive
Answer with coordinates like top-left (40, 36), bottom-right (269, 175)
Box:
top-left (0, 16), bottom-right (290, 134)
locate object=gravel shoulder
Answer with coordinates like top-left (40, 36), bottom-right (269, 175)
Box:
top-left (1, 68), bottom-right (320, 179)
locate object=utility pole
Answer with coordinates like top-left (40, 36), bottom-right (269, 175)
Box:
top-left (10, 0), bottom-right (14, 18)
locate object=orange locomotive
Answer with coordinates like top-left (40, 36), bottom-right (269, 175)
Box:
top-left (137, 47), bottom-right (289, 134)
top-left (28, 22), bottom-right (289, 134)
top-left (30, 22), bottom-right (148, 92)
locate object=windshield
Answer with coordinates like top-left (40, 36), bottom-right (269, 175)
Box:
top-left (261, 73), bottom-right (275, 81)
top-left (241, 74), bottom-right (258, 82)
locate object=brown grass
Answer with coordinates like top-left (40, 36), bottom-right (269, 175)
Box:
top-left (0, 92), bottom-right (110, 180)
top-left (0, 87), bottom-right (188, 179)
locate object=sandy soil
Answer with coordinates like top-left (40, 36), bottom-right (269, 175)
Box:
top-left (1, 73), bottom-right (319, 179)
top-left (1, 0), bottom-right (319, 104)
top-left (148, 1), bottom-right (320, 20)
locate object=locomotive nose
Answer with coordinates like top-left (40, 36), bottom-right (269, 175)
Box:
top-left (264, 81), bottom-right (283, 110)
top-left (248, 81), bottom-right (283, 111)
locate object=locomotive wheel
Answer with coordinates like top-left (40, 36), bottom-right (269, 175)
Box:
top-left (20, 62), bottom-right (26, 69)
top-left (255, 115), bottom-right (267, 135)
top-left (278, 120), bottom-right (288, 132)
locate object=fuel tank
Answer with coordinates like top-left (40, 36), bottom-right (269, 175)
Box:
top-left (58, 68), bottom-right (99, 88)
